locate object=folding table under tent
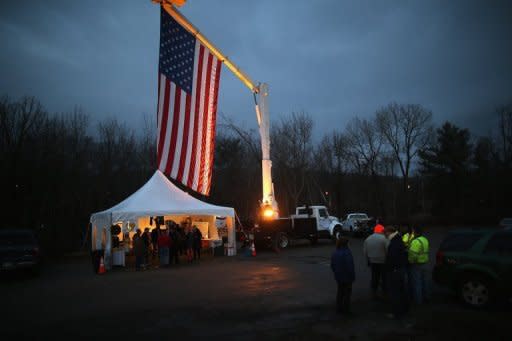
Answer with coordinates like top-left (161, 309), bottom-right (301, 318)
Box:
top-left (90, 170), bottom-right (236, 269)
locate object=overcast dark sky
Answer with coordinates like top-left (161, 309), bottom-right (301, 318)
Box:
top-left (1, 0), bottom-right (511, 138)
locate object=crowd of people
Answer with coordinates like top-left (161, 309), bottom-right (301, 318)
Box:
top-left (132, 219), bottom-right (203, 271)
top-left (331, 219), bottom-right (430, 319)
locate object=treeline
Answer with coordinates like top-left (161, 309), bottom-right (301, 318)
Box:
top-left (213, 103), bottom-right (512, 226)
top-left (1, 95), bottom-right (511, 254)
top-left (0, 96), bottom-right (155, 253)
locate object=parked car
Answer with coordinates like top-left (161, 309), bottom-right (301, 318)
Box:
top-left (341, 213), bottom-right (373, 236)
top-left (499, 217), bottom-right (512, 230)
top-left (433, 228), bottom-right (512, 308)
top-left (0, 229), bottom-right (41, 274)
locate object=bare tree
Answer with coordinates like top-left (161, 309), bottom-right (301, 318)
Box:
top-left (0, 96), bottom-right (47, 225)
top-left (0, 96), bottom-right (46, 163)
top-left (376, 103), bottom-right (433, 193)
top-left (272, 112), bottom-right (314, 213)
top-left (314, 130), bottom-right (349, 214)
top-left (137, 112), bottom-right (157, 178)
top-left (345, 117), bottom-right (383, 176)
top-left (315, 131), bottom-right (348, 175)
top-left (345, 117), bottom-right (386, 216)
top-left (218, 113), bottom-right (261, 163)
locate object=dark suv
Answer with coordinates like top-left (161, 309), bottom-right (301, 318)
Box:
top-left (0, 229), bottom-right (41, 274)
top-left (433, 228), bottom-right (512, 308)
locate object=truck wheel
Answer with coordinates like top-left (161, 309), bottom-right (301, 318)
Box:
top-left (278, 233), bottom-right (289, 249)
top-left (332, 226), bottom-right (342, 241)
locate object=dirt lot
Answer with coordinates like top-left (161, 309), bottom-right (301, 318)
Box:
top-left (1, 226), bottom-right (510, 340)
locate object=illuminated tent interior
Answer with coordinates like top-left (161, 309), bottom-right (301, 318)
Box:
top-left (90, 170), bottom-right (236, 268)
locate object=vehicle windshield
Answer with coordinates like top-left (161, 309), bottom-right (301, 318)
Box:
top-left (351, 214), bottom-right (367, 219)
top-left (440, 233), bottom-right (483, 252)
top-left (319, 209), bottom-right (328, 218)
top-left (297, 208), bottom-right (313, 215)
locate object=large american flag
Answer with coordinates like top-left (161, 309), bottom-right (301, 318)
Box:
top-left (157, 7), bottom-right (222, 196)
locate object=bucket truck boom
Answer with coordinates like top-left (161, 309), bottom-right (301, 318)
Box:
top-left (157, 1), bottom-right (278, 218)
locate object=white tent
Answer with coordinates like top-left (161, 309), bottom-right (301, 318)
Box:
top-left (90, 170), bottom-right (236, 266)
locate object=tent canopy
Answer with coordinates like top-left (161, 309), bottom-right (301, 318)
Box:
top-left (90, 170), bottom-right (234, 229)
top-left (89, 170), bottom-right (236, 260)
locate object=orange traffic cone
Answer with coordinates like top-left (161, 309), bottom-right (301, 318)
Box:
top-left (251, 242), bottom-right (256, 257)
top-left (98, 256), bottom-right (106, 274)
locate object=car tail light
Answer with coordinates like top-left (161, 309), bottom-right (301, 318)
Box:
top-left (436, 251), bottom-right (444, 265)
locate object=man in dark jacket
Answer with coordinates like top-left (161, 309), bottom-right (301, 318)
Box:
top-left (192, 226), bottom-right (203, 260)
top-left (384, 225), bottom-right (409, 319)
top-left (150, 224), bottom-right (159, 259)
top-left (142, 228), bottom-right (151, 267)
top-left (133, 229), bottom-right (146, 271)
top-left (169, 223), bottom-right (180, 265)
top-left (330, 237), bottom-right (355, 315)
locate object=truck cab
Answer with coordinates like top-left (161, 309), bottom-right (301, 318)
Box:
top-left (294, 205), bottom-right (343, 239)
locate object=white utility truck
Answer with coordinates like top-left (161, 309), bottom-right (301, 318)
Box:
top-left (253, 205), bottom-right (343, 249)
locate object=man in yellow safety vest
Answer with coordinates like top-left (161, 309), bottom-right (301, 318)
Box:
top-left (402, 226), bottom-right (415, 248)
top-left (407, 226), bottom-right (430, 304)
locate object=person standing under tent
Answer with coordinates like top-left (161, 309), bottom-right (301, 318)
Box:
top-left (178, 224), bottom-right (186, 256)
top-left (192, 226), bottom-right (203, 261)
top-left (151, 223), bottom-right (159, 260)
top-left (169, 223), bottom-right (180, 265)
top-left (142, 228), bottom-right (151, 268)
top-left (157, 228), bottom-right (170, 267)
top-left (185, 227), bottom-right (194, 262)
top-left (132, 229), bottom-right (145, 271)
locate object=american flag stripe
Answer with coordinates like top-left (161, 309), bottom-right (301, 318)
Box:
top-left (157, 78), bottom-right (171, 169)
top-left (197, 53), bottom-right (214, 194)
top-left (165, 85), bottom-right (180, 175)
top-left (202, 57), bottom-right (219, 194)
top-left (205, 59), bottom-right (222, 193)
top-left (186, 44), bottom-right (204, 189)
top-left (157, 8), bottom-right (221, 195)
top-left (157, 44), bottom-right (221, 195)
top-left (170, 87), bottom-right (185, 178)
top-left (183, 41), bottom-right (204, 187)
top-left (156, 75), bottom-right (166, 157)
top-left (192, 47), bottom-right (208, 191)
top-left (176, 93), bottom-right (191, 181)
